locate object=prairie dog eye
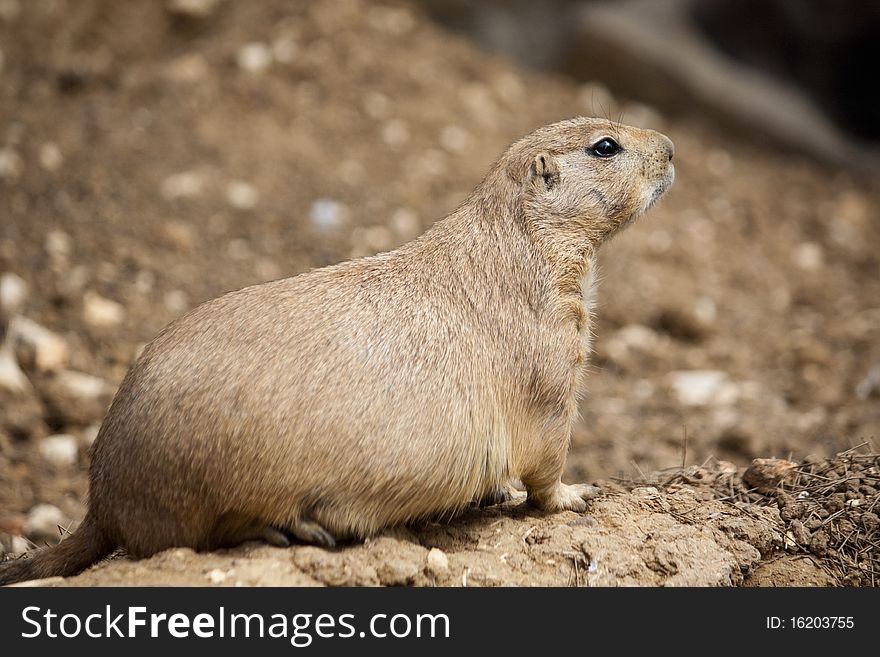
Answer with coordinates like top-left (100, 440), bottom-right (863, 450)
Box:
top-left (590, 137), bottom-right (622, 158)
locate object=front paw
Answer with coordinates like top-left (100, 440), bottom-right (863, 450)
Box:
top-left (530, 482), bottom-right (602, 513)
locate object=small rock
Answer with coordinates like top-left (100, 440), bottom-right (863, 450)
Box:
top-left (160, 170), bottom-right (205, 201)
top-left (44, 229), bottom-right (72, 261)
top-left (164, 53), bottom-right (209, 83)
top-left (667, 370), bottom-right (739, 407)
top-left (225, 180), bottom-right (259, 210)
top-left (855, 364), bottom-right (880, 400)
top-left (439, 125), bottom-right (470, 152)
top-left (632, 486), bottom-right (661, 499)
top-left (742, 458), bottom-right (797, 493)
top-left (271, 37), bottom-right (298, 64)
top-left (39, 434), bottom-right (79, 467)
top-left (236, 42), bottom-right (272, 73)
top-left (7, 316), bottom-right (69, 372)
top-left (83, 292), bottom-right (125, 328)
top-left (425, 548), bottom-right (449, 576)
top-left (81, 423), bottom-right (101, 447)
top-left (604, 324), bottom-right (665, 367)
top-left (9, 535), bottom-right (29, 554)
top-left (165, 0), bottom-right (219, 18)
top-left (55, 370), bottom-right (114, 401)
top-left (0, 147), bottom-right (23, 181)
top-left (309, 198), bottom-right (348, 231)
top-left (23, 504), bottom-right (66, 543)
top-left (206, 568), bottom-right (228, 584)
top-left (693, 296), bottom-right (717, 325)
top-left (363, 91), bottom-right (391, 120)
top-left (0, 272), bottom-right (27, 313)
top-left (0, 343), bottom-right (30, 393)
top-left (792, 242), bottom-right (824, 271)
top-left (161, 221), bottom-right (196, 251)
top-left (381, 119), bottom-right (410, 146)
top-left (38, 142), bottom-right (63, 172)
top-left (390, 207), bottom-right (420, 240)
top-left (164, 290), bottom-right (189, 314)
top-left (45, 370), bottom-right (114, 425)
top-left (362, 226), bottom-right (394, 252)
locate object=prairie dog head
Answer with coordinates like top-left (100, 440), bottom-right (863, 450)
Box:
top-left (511, 117), bottom-right (674, 246)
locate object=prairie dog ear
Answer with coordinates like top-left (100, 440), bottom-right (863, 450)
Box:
top-left (527, 152), bottom-right (559, 190)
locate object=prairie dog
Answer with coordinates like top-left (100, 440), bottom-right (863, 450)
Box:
top-left (0, 117), bottom-right (674, 584)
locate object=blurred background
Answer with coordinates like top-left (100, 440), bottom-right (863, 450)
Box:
top-left (1, 0), bottom-right (878, 554)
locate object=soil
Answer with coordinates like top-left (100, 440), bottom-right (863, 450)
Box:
top-left (1, 0), bottom-right (878, 586)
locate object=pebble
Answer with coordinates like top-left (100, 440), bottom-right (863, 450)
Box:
top-left (164, 289), bottom-right (189, 314)
top-left (44, 229), bottom-right (72, 260)
top-left (309, 198), bottom-right (348, 231)
top-left (160, 170), bottom-right (205, 201)
top-left (855, 364), bottom-right (880, 400)
top-left (81, 423), bottom-right (101, 447)
top-left (792, 242), bottom-right (824, 271)
top-left (390, 207), bottom-right (420, 240)
top-left (0, 343), bottom-right (30, 392)
top-left (604, 324), bottom-right (664, 365)
top-left (236, 42), bottom-right (272, 73)
top-left (38, 142), bottom-right (63, 172)
top-left (55, 369), bottom-right (114, 401)
top-left (23, 504), bottom-right (66, 542)
top-left (225, 180), bottom-right (259, 210)
top-left (666, 370), bottom-right (739, 407)
top-left (39, 434), bottom-right (79, 467)
top-left (83, 292), bottom-right (125, 328)
top-left (206, 568), bottom-right (228, 584)
top-left (0, 271), bottom-right (27, 313)
top-left (362, 226), bottom-right (394, 252)
top-left (9, 535), bottom-right (29, 554)
top-left (363, 91), bottom-right (391, 120)
top-left (161, 221), bottom-right (196, 251)
top-left (426, 548), bottom-right (449, 576)
top-left (693, 296), bottom-right (717, 325)
top-left (164, 53), bottom-right (209, 83)
top-left (271, 37), bottom-right (298, 64)
top-left (7, 316), bottom-right (69, 372)
top-left (0, 147), bottom-right (23, 181)
top-left (381, 119), bottom-right (410, 146)
top-left (439, 125), bottom-right (470, 152)
top-left (165, 0), bottom-right (219, 18)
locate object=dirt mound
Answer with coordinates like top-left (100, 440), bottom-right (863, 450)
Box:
top-left (1, 0), bottom-right (878, 586)
top-left (8, 451), bottom-right (874, 587)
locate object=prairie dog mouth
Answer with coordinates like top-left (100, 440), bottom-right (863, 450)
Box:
top-left (643, 165), bottom-right (675, 213)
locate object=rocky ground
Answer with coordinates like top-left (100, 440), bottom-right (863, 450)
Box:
top-left (1, 0), bottom-right (878, 586)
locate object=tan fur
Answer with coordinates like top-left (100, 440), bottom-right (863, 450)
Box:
top-left (0, 117), bottom-right (674, 584)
